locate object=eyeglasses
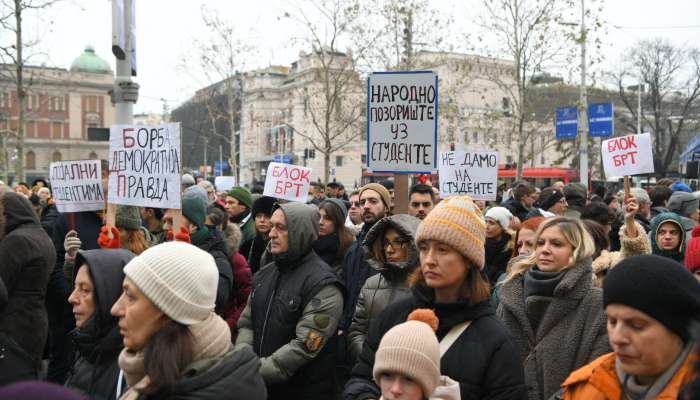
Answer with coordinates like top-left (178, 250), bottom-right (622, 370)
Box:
top-left (350, 201), bottom-right (360, 207)
top-left (383, 239), bottom-right (407, 250)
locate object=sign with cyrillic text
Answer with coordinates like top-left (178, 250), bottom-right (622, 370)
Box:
top-left (263, 162), bottom-right (312, 203)
top-left (438, 151), bottom-right (499, 200)
top-left (50, 160), bottom-right (105, 213)
top-left (602, 133), bottom-right (654, 178)
top-left (367, 71), bottom-right (438, 173)
top-left (108, 123), bottom-right (181, 209)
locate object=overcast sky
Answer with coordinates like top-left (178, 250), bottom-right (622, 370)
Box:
top-left (25, 0), bottom-right (700, 114)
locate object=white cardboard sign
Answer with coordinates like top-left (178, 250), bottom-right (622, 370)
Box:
top-left (263, 162), bottom-right (312, 203)
top-left (214, 176), bottom-right (237, 192)
top-left (108, 123), bottom-right (182, 209)
top-left (438, 150), bottom-right (499, 200)
top-left (367, 71), bottom-right (438, 173)
top-left (602, 133), bottom-right (654, 178)
top-left (50, 160), bottom-right (105, 213)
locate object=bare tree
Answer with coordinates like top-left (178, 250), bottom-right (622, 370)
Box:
top-left (613, 38), bottom-right (700, 176)
top-left (282, 0), bottom-right (369, 183)
top-left (183, 5), bottom-right (254, 182)
top-left (0, 0), bottom-right (59, 183)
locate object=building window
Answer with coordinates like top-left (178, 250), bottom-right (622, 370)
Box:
top-left (25, 151), bottom-right (35, 170)
top-left (26, 94), bottom-right (38, 111)
top-left (52, 122), bottom-right (62, 138)
top-left (87, 96), bottom-right (97, 113)
top-left (49, 96), bottom-right (64, 112)
top-left (473, 132), bottom-right (479, 143)
top-left (361, 154), bottom-right (367, 164)
top-left (0, 92), bottom-right (9, 108)
top-left (507, 155), bottom-right (513, 164)
top-left (26, 121), bottom-right (35, 138)
top-left (336, 155), bottom-right (344, 167)
top-left (52, 151), bottom-right (62, 162)
top-left (89, 151), bottom-right (98, 159)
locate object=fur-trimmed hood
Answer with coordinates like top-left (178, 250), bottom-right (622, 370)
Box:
top-left (362, 214), bottom-right (420, 274)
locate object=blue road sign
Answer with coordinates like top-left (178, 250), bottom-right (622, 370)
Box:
top-left (274, 154), bottom-right (291, 163)
top-left (555, 106), bottom-right (579, 139)
top-left (214, 160), bottom-right (230, 176)
top-left (588, 102), bottom-right (614, 137)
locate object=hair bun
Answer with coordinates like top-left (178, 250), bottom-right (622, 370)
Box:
top-left (407, 309), bottom-right (439, 332)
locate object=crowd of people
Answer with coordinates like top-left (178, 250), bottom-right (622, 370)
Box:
top-left (1, 173), bottom-right (700, 400)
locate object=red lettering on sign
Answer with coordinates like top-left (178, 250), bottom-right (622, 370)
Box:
top-left (122, 128), bottom-right (135, 148)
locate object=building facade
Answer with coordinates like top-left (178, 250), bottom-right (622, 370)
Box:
top-left (0, 46), bottom-right (115, 182)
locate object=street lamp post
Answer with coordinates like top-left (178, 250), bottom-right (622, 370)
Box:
top-left (578, 0), bottom-right (588, 191)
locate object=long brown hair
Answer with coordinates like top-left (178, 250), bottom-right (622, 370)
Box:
top-left (320, 201), bottom-right (355, 260)
top-left (120, 229), bottom-right (149, 255)
top-left (408, 248), bottom-right (491, 306)
top-left (140, 320), bottom-right (194, 396)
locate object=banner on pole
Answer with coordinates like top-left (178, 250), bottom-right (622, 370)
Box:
top-left (50, 160), bottom-right (105, 213)
top-left (438, 150), bottom-right (499, 200)
top-left (367, 71), bottom-right (438, 173)
top-left (601, 133), bottom-right (654, 178)
top-left (108, 123), bottom-right (182, 209)
top-left (263, 162), bottom-right (312, 203)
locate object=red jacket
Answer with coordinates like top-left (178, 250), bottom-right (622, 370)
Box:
top-left (223, 251), bottom-right (253, 340)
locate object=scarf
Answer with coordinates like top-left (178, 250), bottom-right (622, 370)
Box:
top-left (118, 313), bottom-right (231, 400)
top-left (523, 267), bottom-right (566, 298)
top-left (616, 343), bottom-right (692, 399)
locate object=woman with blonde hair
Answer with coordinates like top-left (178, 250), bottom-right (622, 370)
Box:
top-left (496, 216), bottom-right (611, 400)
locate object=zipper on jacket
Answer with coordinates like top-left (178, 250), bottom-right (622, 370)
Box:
top-left (258, 274), bottom-right (280, 355)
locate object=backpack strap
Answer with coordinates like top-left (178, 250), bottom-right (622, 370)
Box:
top-left (439, 320), bottom-right (471, 358)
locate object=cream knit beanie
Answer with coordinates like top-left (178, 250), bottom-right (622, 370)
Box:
top-left (485, 206), bottom-right (513, 230)
top-left (123, 241), bottom-right (218, 325)
top-left (415, 195), bottom-right (486, 270)
top-left (373, 311), bottom-right (441, 397)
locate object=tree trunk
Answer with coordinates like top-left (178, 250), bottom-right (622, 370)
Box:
top-left (226, 78), bottom-right (238, 183)
top-left (14, 0), bottom-right (25, 183)
top-left (324, 149), bottom-right (330, 183)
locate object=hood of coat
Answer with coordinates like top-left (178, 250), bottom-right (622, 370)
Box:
top-left (0, 192), bottom-right (40, 241)
top-left (650, 212), bottom-right (686, 261)
top-left (273, 202), bottom-right (319, 264)
top-left (73, 249), bottom-right (135, 337)
top-left (173, 344), bottom-right (267, 399)
top-left (362, 214), bottom-right (420, 274)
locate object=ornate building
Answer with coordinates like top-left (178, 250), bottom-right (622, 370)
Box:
top-left (0, 46), bottom-right (115, 182)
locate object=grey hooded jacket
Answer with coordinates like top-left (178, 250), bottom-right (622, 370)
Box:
top-left (496, 258), bottom-right (611, 400)
top-left (236, 203), bottom-right (344, 399)
top-left (347, 214), bottom-right (420, 359)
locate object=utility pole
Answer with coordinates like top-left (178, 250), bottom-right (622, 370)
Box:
top-left (111, 0), bottom-right (139, 126)
top-left (578, 0), bottom-right (588, 191)
top-left (393, 8), bottom-right (414, 215)
top-left (637, 76), bottom-right (642, 134)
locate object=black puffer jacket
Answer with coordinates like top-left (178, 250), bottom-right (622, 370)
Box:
top-left (40, 202), bottom-right (59, 237)
top-left (143, 345), bottom-right (267, 400)
top-left (503, 197), bottom-right (531, 222)
top-left (347, 215), bottom-right (420, 359)
top-left (0, 193), bottom-right (56, 370)
top-left (344, 283), bottom-right (527, 400)
top-left (485, 232), bottom-right (513, 286)
top-left (193, 228), bottom-right (234, 314)
top-left (65, 249), bottom-right (135, 400)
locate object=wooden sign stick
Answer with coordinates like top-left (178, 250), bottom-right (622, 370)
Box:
top-left (623, 175), bottom-right (631, 199)
top-left (105, 203), bottom-right (117, 239)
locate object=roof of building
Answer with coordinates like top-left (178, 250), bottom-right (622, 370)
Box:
top-left (70, 46), bottom-right (112, 74)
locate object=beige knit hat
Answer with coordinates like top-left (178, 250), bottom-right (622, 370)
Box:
top-left (359, 183), bottom-right (393, 210)
top-left (373, 309), bottom-right (441, 397)
top-left (415, 195), bottom-right (486, 270)
top-left (124, 241), bottom-right (218, 325)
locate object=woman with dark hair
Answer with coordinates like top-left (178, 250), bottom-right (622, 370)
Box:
top-left (110, 242), bottom-right (266, 399)
top-left (347, 214), bottom-right (420, 359)
top-left (313, 198), bottom-right (355, 274)
top-left (345, 196), bottom-right (526, 400)
top-left (65, 249), bottom-right (135, 399)
top-left (497, 216), bottom-right (611, 400)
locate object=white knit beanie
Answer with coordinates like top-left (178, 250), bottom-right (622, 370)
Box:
top-left (123, 241), bottom-right (219, 325)
top-left (485, 206), bottom-right (513, 230)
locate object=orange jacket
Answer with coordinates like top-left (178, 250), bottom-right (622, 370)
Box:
top-left (557, 351), bottom-right (695, 400)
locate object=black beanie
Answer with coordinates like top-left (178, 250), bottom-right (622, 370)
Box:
top-left (251, 196), bottom-right (277, 218)
top-left (536, 188), bottom-right (564, 211)
top-left (603, 254), bottom-right (700, 341)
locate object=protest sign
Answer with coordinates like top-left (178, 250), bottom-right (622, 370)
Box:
top-left (50, 160), bottom-right (105, 213)
top-left (263, 162), bottom-right (312, 203)
top-left (214, 176), bottom-right (236, 192)
top-left (438, 150), bottom-right (499, 201)
top-left (601, 133), bottom-right (654, 178)
top-left (108, 123), bottom-right (182, 209)
top-left (367, 71), bottom-right (438, 173)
